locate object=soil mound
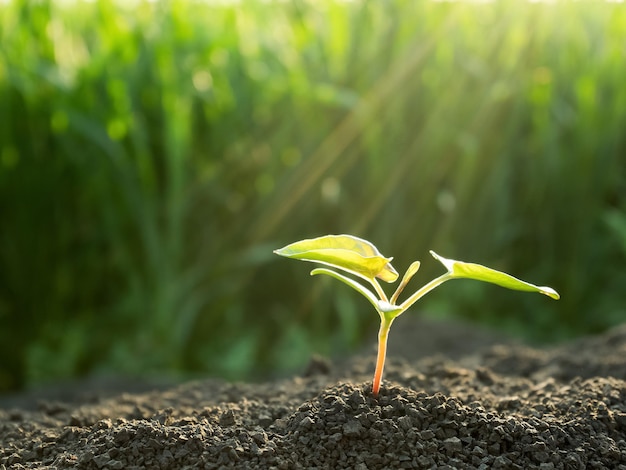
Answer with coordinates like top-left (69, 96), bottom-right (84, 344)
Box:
top-left (2, 318), bottom-right (626, 469)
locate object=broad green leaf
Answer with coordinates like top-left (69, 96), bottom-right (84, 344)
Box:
top-left (430, 251), bottom-right (560, 300)
top-left (274, 235), bottom-right (399, 282)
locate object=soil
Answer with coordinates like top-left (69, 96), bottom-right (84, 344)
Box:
top-left (3, 316), bottom-right (626, 469)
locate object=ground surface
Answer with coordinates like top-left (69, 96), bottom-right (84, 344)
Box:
top-left (3, 317), bottom-right (626, 469)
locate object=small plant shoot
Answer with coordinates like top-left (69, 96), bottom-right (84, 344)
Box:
top-left (274, 235), bottom-right (560, 397)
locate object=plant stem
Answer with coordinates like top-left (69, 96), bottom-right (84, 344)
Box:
top-left (399, 273), bottom-right (453, 312)
top-left (372, 273), bottom-right (453, 396)
top-left (369, 277), bottom-right (389, 303)
top-left (372, 316), bottom-right (393, 397)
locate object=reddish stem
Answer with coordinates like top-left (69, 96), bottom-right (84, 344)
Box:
top-left (372, 318), bottom-right (392, 397)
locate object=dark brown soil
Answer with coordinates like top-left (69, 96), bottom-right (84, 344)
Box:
top-left (3, 317), bottom-right (626, 469)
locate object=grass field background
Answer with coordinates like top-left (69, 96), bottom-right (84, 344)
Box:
top-left (1, 0), bottom-right (625, 392)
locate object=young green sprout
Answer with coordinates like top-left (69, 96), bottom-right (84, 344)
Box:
top-left (274, 234), bottom-right (560, 397)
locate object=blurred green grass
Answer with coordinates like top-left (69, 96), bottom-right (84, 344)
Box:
top-left (0, 0), bottom-right (625, 392)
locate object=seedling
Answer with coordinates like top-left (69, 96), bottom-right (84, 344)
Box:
top-left (274, 234), bottom-right (559, 397)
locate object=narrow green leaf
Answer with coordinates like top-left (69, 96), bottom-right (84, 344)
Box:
top-left (390, 260), bottom-right (421, 305)
top-left (310, 268), bottom-right (403, 321)
top-left (310, 268), bottom-right (381, 310)
top-left (274, 235), bottom-right (399, 282)
top-left (430, 251), bottom-right (560, 300)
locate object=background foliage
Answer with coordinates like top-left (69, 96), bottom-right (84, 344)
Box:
top-left (1, 0), bottom-right (625, 392)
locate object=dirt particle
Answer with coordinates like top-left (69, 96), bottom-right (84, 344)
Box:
top-left (342, 419), bottom-right (363, 437)
top-left (219, 409), bottom-right (236, 426)
top-left (443, 436), bottom-right (463, 454)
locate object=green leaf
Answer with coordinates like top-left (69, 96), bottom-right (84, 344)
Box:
top-left (311, 268), bottom-right (403, 319)
top-left (310, 268), bottom-right (380, 310)
top-left (274, 234), bottom-right (399, 282)
top-left (430, 251), bottom-right (560, 300)
top-left (390, 260), bottom-right (421, 304)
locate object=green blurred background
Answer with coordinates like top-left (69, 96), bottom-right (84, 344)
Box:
top-left (1, 0), bottom-right (625, 393)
